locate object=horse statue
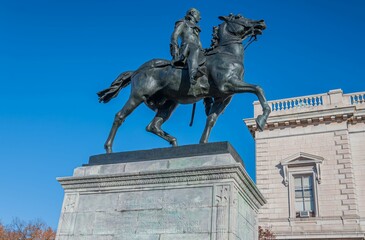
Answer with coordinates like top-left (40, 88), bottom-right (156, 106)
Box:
top-left (98, 14), bottom-right (271, 153)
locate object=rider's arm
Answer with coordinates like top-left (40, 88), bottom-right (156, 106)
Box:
top-left (170, 22), bottom-right (184, 59)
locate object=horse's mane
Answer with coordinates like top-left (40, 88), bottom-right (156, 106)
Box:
top-left (210, 25), bottom-right (220, 48)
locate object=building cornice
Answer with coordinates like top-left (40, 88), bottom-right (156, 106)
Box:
top-left (244, 89), bottom-right (365, 136)
top-left (245, 105), bottom-right (364, 136)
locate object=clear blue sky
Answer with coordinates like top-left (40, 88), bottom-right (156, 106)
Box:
top-left (0, 0), bottom-right (364, 229)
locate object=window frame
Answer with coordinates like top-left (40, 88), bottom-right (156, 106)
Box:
top-left (280, 152), bottom-right (323, 219)
top-left (289, 169), bottom-right (318, 218)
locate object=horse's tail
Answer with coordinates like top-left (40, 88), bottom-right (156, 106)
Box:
top-left (97, 71), bottom-right (134, 103)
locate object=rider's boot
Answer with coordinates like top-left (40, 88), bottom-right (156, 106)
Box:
top-left (197, 74), bottom-right (209, 91)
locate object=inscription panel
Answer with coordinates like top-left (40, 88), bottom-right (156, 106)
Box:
top-left (93, 211), bottom-right (139, 235)
top-left (75, 187), bottom-right (213, 236)
top-left (117, 186), bottom-right (213, 211)
top-left (78, 193), bottom-right (118, 212)
top-left (136, 208), bottom-right (211, 234)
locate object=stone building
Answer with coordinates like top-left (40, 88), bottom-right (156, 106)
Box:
top-left (245, 89), bottom-right (365, 239)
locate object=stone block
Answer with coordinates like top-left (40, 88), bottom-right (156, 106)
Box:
top-left (342, 199), bottom-right (356, 205)
top-left (349, 204), bottom-right (358, 210)
top-left (58, 236), bottom-right (115, 240)
top-left (338, 168), bottom-right (353, 174)
top-left (73, 167), bottom-right (86, 177)
top-left (335, 139), bottom-right (349, 145)
top-left (73, 213), bottom-right (95, 235)
top-left (335, 130), bottom-right (348, 136)
top-left (336, 149), bottom-right (351, 155)
top-left (125, 159), bottom-right (168, 173)
top-left (58, 213), bottom-right (76, 235)
top-left (99, 163), bottom-right (126, 175)
top-left (84, 165), bottom-right (101, 176)
top-left (347, 194), bottom-right (356, 199)
top-left (341, 135), bottom-right (349, 140)
top-left (344, 164), bottom-right (354, 170)
top-left (113, 234), bottom-right (159, 240)
top-left (160, 233), bottom-right (210, 240)
top-left (339, 178), bottom-right (353, 184)
top-left (341, 188), bottom-right (356, 194)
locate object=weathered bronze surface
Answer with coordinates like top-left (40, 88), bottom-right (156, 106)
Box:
top-left (98, 11), bottom-right (270, 153)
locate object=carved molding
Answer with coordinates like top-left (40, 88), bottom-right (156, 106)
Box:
top-left (245, 105), bottom-right (365, 135)
top-left (63, 193), bottom-right (78, 213)
top-left (58, 164), bottom-right (266, 209)
top-left (215, 185), bottom-right (230, 240)
top-left (216, 185), bottom-right (230, 206)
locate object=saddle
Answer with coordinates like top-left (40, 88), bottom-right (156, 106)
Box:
top-left (142, 57), bottom-right (209, 97)
top-left (172, 52), bottom-right (209, 96)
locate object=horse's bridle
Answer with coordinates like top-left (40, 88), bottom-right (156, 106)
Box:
top-left (220, 19), bottom-right (259, 48)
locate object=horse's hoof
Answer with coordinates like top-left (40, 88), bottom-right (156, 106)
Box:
top-left (170, 139), bottom-right (178, 147)
top-left (256, 115), bottom-right (266, 132)
top-left (104, 145), bottom-right (113, 154)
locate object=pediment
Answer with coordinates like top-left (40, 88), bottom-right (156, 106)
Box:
top-left (281, 152), bottom-right (323, 166)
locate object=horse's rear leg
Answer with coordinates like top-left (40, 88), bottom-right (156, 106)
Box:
top-left (200, 97), bottom-right (232, 144)
top-left (146, 100), bottom-right (178, 146)
top-left (104, 95), bottom-right (143, 153)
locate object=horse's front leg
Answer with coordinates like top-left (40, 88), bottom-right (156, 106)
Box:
top-left (225, 80), bottom-right (271, 131)
top-left (200, 96), bottom-right (232, 144)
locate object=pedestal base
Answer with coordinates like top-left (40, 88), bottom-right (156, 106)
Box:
top-left (56, 142), bottom-right (266, 240)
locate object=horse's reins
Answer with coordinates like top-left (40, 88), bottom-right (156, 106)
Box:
top-left (244, 34), bottom-right (257, 50)
top-left (189, 102), bottom-right (196, 127)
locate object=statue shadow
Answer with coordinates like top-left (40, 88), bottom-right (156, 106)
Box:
top-left (275, 163), bottom-right (286, 186)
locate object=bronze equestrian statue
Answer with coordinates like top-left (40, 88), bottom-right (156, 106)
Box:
top-left (98, 12), bottom-right (271, 153)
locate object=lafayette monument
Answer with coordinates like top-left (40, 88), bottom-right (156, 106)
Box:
top-left (97, 10), bottom-right (270, 153)
top-left (56, 9), bottom-right (268, 240)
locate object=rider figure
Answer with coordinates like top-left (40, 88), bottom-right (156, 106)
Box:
top-left (170, 8), bottom-right (202, 87)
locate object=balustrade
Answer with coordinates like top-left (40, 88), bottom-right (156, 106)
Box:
top-left (346, 92), bottom-right (365, 105)
top-left (270, 95), bottom-right (324, 112)
top-left (259, 90), bottom-right (365, 114)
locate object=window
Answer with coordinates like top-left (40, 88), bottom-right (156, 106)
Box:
top-left (294, 174), bottom-right (315, 217)
top-left (280, 152), bottom-right (323, 218)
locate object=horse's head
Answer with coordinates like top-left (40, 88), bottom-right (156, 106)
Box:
top-left (218, 14), bottom-right (266, 43)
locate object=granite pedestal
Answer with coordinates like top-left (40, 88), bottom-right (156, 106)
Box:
top-left (56, 142), bottom-right (266, 240)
